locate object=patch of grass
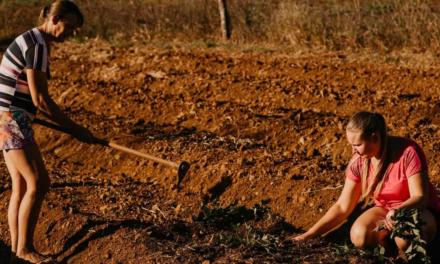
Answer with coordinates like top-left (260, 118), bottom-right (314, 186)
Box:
top-left (194, 201), bottom-right (269, 228)
top-left (333, 242), bottom-right (390, 263)
top-left (204, 39), bottom-right (218, 48)
top-left (271, 0), bottom-right (440, 51)
top-left (215, 223), bottom-right (280, 253)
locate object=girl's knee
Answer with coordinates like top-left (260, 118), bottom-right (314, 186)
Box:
top-left (10, 182), bottom-right (26, 202)
top-left (23, 188), bottom-right (38, 202)
top-left (350, 225), bottom-right (368, 248)
top-left (27, 174), bottom-right (50, 196)
top-left (351, 223), bottom-right (387, 248)
top-left (25, 177), bottom-right (48, 197)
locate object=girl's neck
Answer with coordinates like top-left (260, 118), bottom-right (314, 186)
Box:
top-left (37, 24), bottom-right (53, 45)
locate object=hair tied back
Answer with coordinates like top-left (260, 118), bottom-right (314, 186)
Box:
top-left (42, 4), bottom-right (51, 18)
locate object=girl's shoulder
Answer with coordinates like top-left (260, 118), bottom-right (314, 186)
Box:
top-left (346, 154), bottom-right (364, 181)
top-left (14, 28), bottom-right (46, 50)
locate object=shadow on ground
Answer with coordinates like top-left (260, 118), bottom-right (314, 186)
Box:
top-left (0, 240), bottom-right (11, 263)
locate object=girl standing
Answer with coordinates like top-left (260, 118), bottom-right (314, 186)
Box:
top-left (0, 1), bottom-right (94, 262)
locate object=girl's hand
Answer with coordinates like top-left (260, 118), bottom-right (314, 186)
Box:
top-left (289, 232), bottom-right (314, 241)
top-left (384, 209), bottom-right (396, 230)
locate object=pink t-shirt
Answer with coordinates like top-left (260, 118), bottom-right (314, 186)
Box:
top-left (346, 137), bottom-right (440, 213)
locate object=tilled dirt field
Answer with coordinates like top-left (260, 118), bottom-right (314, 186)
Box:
top-left (0, 40), bottom-right (440, 263)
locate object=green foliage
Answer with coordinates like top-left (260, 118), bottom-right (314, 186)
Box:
top-left (373, 245), bottom-right (387, 263)
top-left (204, 40), bottom-right (218, 48)
top-left (195, 201), bottom-right (280, 253)
top-left (215, 223), bottom-right (280, 252)
top-left (194, 201), bottom-right (269, 228)
top-left (333, 242), bottom-right (389, 263)
top-left (390, 208), bottom-right (431, 263)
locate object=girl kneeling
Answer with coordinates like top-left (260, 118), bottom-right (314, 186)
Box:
top-left (293, 111), bottom-right (439, 255)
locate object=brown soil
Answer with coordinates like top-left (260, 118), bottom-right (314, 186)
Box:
top-left (0, 40), bottom-right (440, 263)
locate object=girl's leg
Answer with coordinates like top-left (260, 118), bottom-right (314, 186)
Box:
top-left (4, 144), bottom-right (50, 263)
top-left (23, 145), bottom-right (49, 251)
top-left (394, 209), bottom-right (437, 253)
top-left (350, 206), bottom-right (389, 248)
top-left (4, 149), bottom-right (26, 254)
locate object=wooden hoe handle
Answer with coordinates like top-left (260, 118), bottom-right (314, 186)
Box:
top-left (107, 141), bottom-right (179, 168)
top-left (33, 118), bottom-right (179, 168)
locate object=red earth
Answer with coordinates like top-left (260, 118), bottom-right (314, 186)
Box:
top-left (0, 39), bottom-right (440, 263)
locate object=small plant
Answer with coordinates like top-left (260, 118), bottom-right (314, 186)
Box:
top-left (333, 242), bottom-right (388, 263)
top-left (214, 223), bottom-right (280, 253)
top-left (196, 201), bottom-right (279, 253)
top-left (241, 223), bottom-right (280, 253)
top-left (375, 208), bottom-right (431, 263)
top-left (389, 208), bottom-right (430, 263)
top-left (194, 201), bottom-right (269, 228)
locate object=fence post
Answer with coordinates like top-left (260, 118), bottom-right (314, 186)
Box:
top-left (217, 0), bottom-right (231, 40)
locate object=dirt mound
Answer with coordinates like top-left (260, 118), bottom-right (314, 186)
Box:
top-left (0, 39), bottom-right (440, 262)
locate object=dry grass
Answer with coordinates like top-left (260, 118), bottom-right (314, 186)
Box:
top-left (0, 0), bottom-right (43, 45)
top-left (1, 0), bottom-right (440, 52)
top-left (271, 0), bottom-right (440, 51)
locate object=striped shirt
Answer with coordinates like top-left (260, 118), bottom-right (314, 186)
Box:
top-left (0, 28), bottom-right (50, 115)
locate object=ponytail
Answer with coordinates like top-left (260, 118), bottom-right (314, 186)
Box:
top-left (38, 4), bottom-right (51, 24)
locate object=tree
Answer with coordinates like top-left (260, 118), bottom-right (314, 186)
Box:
top-left (217, 0), bottom-right (231, 40)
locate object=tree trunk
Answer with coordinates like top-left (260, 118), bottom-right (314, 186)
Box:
top-left (217, 0), bottom-right (231, 40)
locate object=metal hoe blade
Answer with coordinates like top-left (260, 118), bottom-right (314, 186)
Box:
top-left (177, 161), bottom-right (190, 189)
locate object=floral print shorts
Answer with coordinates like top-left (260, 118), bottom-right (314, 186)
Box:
top-left (0, 111), bottom-right (35, 150)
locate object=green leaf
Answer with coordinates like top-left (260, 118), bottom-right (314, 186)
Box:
top-left (379, 246), bottom-right (385, 255)
top-left (413, 229), bottom-right (420, 237)
top-left (416, 246), bottom-right (427, 255)
top-left (406, 243), bottom-right (413, 253)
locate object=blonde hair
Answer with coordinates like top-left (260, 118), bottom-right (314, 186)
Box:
top-left (39, 0), bottom-right (84, 27)
top-left (347, 111), bottom-right (390, 206)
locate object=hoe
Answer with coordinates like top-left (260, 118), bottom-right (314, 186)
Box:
top-left (34, 118), bottom-right (190, 188)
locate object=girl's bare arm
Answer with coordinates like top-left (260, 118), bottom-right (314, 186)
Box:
top-left (293, 178), bottom-right (362, 241)
top-left (26, 69), bottom-right (93, 142)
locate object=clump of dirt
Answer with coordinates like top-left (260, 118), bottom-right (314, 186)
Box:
top-left (0, 39), bottom-right (440, 262)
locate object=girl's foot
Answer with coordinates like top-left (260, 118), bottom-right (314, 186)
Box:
top-left (16, 250), bottom-right (54, 263)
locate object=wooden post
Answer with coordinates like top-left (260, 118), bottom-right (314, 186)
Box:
top-left (217, 0), bottom-right (231, 40)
